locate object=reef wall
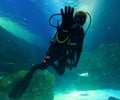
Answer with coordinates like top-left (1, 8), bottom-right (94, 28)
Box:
top-left (76, 43), bottom-right (120, 90)
top-left (0, 70), bottom-right (55, 100)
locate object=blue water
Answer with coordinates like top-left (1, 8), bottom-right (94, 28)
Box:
top-left (1, 0), bottom-right (120, 51)
top-left (0, 0), bottom-right (51, 37)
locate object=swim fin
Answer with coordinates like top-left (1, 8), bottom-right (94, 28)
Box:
top-left (9, 65), bottom-right (38, 98)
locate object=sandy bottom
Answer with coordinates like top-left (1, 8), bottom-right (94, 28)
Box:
top-left (54, 89), bottom-right (120, 100)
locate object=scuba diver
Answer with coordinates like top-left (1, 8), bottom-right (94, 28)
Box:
top-left (36, 6), bottom-right (91, 75)
top-left (9, 6), bottom-right (91, 98)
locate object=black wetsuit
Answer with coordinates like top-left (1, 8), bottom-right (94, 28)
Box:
top-left (37, 23), bottom-right (85, 75)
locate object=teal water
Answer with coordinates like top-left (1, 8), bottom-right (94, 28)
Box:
top-left (0, 0), bottom-right (120, 100)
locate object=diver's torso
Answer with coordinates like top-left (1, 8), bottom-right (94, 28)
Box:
top-left (54, 24), bottom-right (84, 56)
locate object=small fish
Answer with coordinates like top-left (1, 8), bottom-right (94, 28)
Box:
top-left (78, 72), bottom-right (89, 77)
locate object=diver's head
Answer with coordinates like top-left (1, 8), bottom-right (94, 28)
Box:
top-left (74, 11), bottom-right (87, 25)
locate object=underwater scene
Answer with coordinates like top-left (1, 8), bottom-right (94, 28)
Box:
top-left (0, 0), bottom-right (120, 100)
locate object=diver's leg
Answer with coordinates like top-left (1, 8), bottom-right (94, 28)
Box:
top-left (37, 42), bottom-right (57, 70)
top-left (37, 55), bottom-right (55, 70)
top-left (51, 58), bottom-right (66, 75)
top-left (36, 62), bottom-right (48, 70)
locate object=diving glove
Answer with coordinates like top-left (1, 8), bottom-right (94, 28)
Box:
top-left (61, 6), bottom-right (74, 30)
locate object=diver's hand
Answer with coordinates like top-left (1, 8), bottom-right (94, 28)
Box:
top-left (61, 6), bottom-right (74, 30)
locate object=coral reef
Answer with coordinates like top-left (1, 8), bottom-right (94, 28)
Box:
top-left (76, 43), bottom-right (120, 90)
top-left (0, 70), bottom-right (55, 100)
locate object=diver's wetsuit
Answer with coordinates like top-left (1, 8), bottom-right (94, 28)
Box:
top-left (37, 23), bottom-right (85, 75)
